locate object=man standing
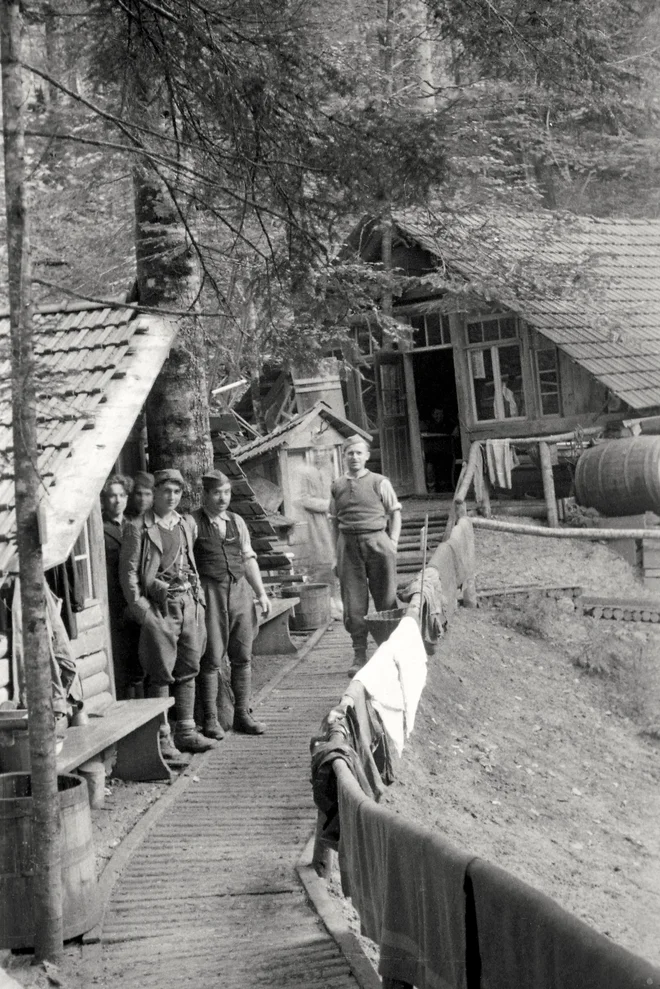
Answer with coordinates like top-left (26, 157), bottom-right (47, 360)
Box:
top-left (330, 435), bottom-right (401, 676)
top-left (192, 470), bottom-right (272, 736)
top-left (120, 468), bottom-right (215, 757)
top-left (126, 471), bottom-right (155, 519)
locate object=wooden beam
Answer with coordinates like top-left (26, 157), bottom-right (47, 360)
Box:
top-left (471, 517), bottom-right (660, 539)
top-left (403, 352), bottom-right (426, 494)
top-left (538, 441), bottom-right (559, 528)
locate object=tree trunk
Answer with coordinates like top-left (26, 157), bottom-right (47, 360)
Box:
top-left (0, 0), bottom-right (63, 961)
top-left (134, 166), bottom-right (213, 510)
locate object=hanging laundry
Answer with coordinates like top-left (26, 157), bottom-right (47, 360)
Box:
top-left (485, 438), bottom-right (519, 489)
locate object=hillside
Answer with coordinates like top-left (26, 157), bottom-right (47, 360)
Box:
top-left (328, 530), bottom-right (660, 970)
top-left (381, 535), bottom-right (660, 966)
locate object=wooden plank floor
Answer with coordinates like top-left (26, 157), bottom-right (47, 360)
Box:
top-left (93, 623), bottom-right (361, 989)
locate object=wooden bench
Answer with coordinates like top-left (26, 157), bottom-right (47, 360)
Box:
top-left (57, 698), bottom-right (174, 786)
top-left (253, 596), bottom-right (299, 656)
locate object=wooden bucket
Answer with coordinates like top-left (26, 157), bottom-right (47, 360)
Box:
top-left (575, 437), bottom-right (660, 516)
top-left (0, 772), bottom-right (100, 948)
top-left (281, 583), bottom-right (331, 631)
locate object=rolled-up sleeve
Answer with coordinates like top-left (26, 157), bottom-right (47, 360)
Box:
top-left (378, 478), bottom-right (401, 514)
top-left (234, 514), bottom-right (258, 562)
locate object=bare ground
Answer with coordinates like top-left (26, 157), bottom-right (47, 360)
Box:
top-left (331, 528), bottom-right (660, 970)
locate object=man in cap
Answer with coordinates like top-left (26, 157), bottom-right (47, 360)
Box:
top-left (192, 470), bottom-right (272, 736)
top-left (330, 435), bottom-right (401, 676)
top-left (120, 468), bottom-right (215, 757)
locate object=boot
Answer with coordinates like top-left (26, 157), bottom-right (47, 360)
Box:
top-left (173, 678), bottom-right (217, 752)
top-left (159, 725), bottom-right (191, 767)
top-left (231, 664), bottom-right (266, 735)
top-left (198, 671), bottom-right (225, 740)
top-left (347, 647), bottom-right (367, 679)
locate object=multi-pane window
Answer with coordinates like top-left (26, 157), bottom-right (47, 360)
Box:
top-left (466, 315), bottom-right (525, 422)
top-left (379, 362), bottom-right (407, 416)
top-left (409, 312), bottom-right (452, 348)
top-left (72, 521), bottom-right (94, 603)
top-left (534, 334), bottom-right (561, 416)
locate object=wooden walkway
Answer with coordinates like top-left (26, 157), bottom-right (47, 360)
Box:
top-left (90, 623), bottom-right (361, 989)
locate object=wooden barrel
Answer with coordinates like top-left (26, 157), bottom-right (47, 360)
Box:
top-left (575, 437), bottom-right (660, 516)
top-left (281, 583), bottom-right (331, 631)
top-left (0, 772), bottom-right (100, 948)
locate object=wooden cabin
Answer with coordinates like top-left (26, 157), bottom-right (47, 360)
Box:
top-left (342, 211), bottom-right (660, 496)
top-left (0, 302), bottom-right (176, 717)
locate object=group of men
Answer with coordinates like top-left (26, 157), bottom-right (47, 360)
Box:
top-left (102, 468), bottom-right (271, 762)
top-left (101, 432), bottom-right (402, 763)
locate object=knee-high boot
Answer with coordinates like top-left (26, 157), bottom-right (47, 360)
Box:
top-left (231, 664), bottom-right (266, 735)
top-left (198, 671), bottom-right (224, 739)
top-left (173, 679), bottom-right (216, 753)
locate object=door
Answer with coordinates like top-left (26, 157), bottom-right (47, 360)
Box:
top-left (375, 351), bottom-right (415, 494)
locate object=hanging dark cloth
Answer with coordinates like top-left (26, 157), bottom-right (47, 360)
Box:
top-left (46, 554), bottom-right (84, 640)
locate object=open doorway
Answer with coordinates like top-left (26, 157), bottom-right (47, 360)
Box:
top-left (412, 349), bottom-right (460, 492)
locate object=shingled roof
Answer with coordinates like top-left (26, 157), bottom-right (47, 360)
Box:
top-left (352, 209), bottom-right (660, 412)
top-left (236, 401), bottom-right (371, 463)
top-left (0, 303), bottom-right (176, 577)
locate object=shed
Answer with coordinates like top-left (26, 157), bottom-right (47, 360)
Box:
top-left (236, 402), bottom-right (370, 563)
top-left (0, 301), bottom-right (176, 713)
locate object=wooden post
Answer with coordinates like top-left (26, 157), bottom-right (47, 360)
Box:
top-left (539, 441), bottom-right (559, 528)
top-left (1, 0), bottom-right (63, 960)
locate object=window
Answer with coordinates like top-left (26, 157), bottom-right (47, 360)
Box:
top-left (350, 320), bottom-right (383, 357)
top-left (408, 312), bottom-right (451, 348)
top-left (534, 334), bottom-right (562, 416)
top-left (467, 315), bottom-right (525, 422)
top-left (379, 361), bottom-right (407, 416)
top-left (72, 521), bottom-right (94, 603)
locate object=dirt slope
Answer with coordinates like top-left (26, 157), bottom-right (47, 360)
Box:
top-left (381, 580), bottom-right (660, 965)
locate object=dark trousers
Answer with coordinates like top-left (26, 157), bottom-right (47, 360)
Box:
top-left (138, 591), bottom-right (206, 686)
top-left (336, 530), bottom-right (397, 652)
top-left (199, 576), bottom-right (258, 717)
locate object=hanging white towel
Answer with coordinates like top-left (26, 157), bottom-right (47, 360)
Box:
top-left (485, 438), bottom-right (518, 489)
top-left (354, 616), bottom-right (427, 756)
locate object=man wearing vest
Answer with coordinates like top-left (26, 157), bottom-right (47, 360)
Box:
top-left (120, 468), bottom-right (216, 758)
top-left (330, 435), bottom-right (402, 677)
top-left (193, 470), bottom-right (272, 737)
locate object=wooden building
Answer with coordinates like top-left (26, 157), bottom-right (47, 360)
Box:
top-left (0, 302), bottom-right (176, 712)
top-left (342, 211), bottom-right (660, 496)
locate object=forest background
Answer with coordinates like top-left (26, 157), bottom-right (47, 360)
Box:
top-left (4, 0), bottom-right (660, 484)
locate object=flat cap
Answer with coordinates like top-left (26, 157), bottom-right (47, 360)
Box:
top-left (153, 468), bottom-right (185, 487)
top-left (202, 469), bottom-right (231, 488)
top-left (342, 433), bottom-right (371, 452)
top-left (133, 471), bottom-right (155, 489)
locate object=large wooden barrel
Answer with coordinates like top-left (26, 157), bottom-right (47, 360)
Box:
top-left (0, 772), bottom-right (100, 948)
top-left (575, 437), bottom-right (660, 516)
top-left (281, 583), bottom-right (331, 630)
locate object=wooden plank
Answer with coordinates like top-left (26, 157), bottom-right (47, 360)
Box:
top-left (77, 651), bottom-right (108, 680)
top-left (403, 351), bottom-right (426, 495)
top-left (71, 622), bottom-right (106, 660)
top-left (57, 698), bottom-right (173, 772)
top-left (448, 311), bottom-right (472, 458)
top-left (0, 658), bottom-right (9, 688)
top-left (82, 671), bottom-right (111, 699)
top-left (87, 498), bottom-right (116, 698)
top-left (75, 600), bottom-right (105, 632)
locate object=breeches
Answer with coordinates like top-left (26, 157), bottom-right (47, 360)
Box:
top-left (199, 576), bottom-right (258, 674)
top-left (138, 592), bottom-right (206, 686)
top-left (336, 530), bottom-right (397, 649)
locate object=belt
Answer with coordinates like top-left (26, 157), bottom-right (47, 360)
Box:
top-left (166, 582), bottom-right (193, 596)
top-left (341, 528), bottom-right (386, 535)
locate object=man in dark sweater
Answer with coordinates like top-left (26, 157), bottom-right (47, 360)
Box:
top-left (330, 435), bottom-right (401, 676)
top-left (193, 470), bottom-right (272, 737)
top-left (120, 468), bottom-right (215, 757)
